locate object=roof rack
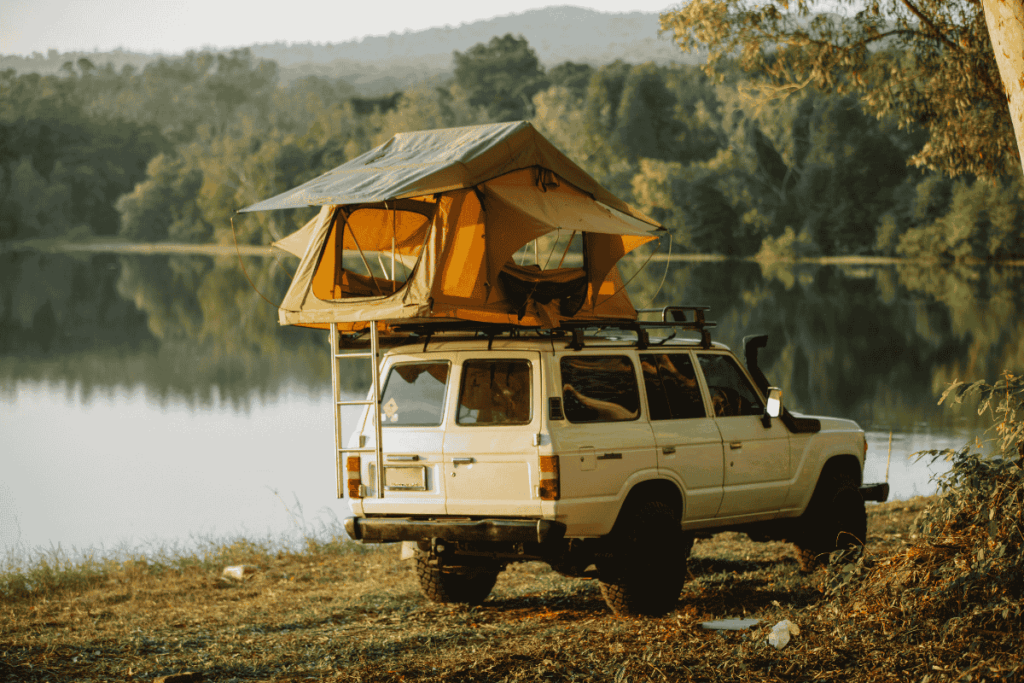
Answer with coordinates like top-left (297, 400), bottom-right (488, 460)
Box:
top-left (334, 305), bottom-right (715, 352)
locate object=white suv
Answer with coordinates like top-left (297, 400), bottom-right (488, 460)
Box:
top-left (342, 308), bottom-right (887, 616)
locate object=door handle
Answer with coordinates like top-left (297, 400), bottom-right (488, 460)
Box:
top-left (452, 457), bottom-right (475, 465)
top-left (386, 454), bottom-right (419, 462)
top-left (597, 452), bottom-right (622, 460)
top-left (662, 446), bottom-right (677, 455)
top-left (729, 441), bottom-right (743, 450)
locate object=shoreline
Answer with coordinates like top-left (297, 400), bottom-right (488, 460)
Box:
top-left (4, 239), bottom-right (1024, 266)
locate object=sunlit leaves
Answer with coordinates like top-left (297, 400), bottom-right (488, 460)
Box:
top-left (660, 0), bottom-right (1016, 178)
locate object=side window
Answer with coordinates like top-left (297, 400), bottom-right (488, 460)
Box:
top-left (457, 360), bottom-right (532, 425)
top-left (697, 354), bottom-right (764, 418)
top-left (560, 355), bottom-right (640, 423)
top-left (641, 353), bottom-right (706, 420)
top-left (380, 362), bottom-right (450, 426)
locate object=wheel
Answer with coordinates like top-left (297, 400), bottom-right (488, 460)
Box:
top-left (414, 555), bottom-right (499, 605)
top-left (792, 473), bottom-right (867, 572)
top-left (597, 500), bottom-right (691, 617)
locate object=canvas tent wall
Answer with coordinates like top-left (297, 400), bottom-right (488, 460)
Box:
top-left (241, 121), bottom-right (664, 330)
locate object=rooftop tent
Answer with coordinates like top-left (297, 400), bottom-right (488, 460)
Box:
top-left (241, 121), bottom-right (664, 330)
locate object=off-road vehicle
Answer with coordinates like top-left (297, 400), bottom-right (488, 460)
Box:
top-left (342, 307), bottom-right (889, 616)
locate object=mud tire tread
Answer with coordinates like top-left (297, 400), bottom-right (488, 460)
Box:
top-left (598, 500), bottom-right (691, 617)
top-left (415, 555), bottom-right (498, 605)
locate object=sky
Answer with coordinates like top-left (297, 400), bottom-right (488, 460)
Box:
top-left (1, 0), bottom-right (677, 56)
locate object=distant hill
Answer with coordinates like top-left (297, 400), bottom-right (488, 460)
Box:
top-left (0, 6), bottom-right (700, 95)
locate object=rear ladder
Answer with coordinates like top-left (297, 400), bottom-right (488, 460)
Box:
top-left (329, 322), bottom-right (384, 498)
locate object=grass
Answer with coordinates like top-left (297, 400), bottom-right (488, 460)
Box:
top-left (5, 497), bottom-right (996, 683)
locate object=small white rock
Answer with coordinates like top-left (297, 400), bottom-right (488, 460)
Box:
top-left (767, 619), bottom-right (800, 649)
top-left (222, 565), bottom-right (258, 580)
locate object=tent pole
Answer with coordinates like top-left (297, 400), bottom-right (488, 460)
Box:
top-left (556, 231), bottom-right (577, 268)
top-left (346, 221), bottom-right (384, 296)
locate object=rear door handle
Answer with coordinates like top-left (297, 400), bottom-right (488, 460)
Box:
top-left (662, 446), bottom-right (676, 455)
top-left (597, 452), bottom-right (622, 460)
top-left (729, 441), bottom-right (743, 450)
top-left (452, 457), bottom-right (475, 465)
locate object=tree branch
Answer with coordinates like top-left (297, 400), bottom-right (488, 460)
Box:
top-left (900, 0), bottom-right (963, 53)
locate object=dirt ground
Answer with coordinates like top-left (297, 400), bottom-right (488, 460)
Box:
top-left (4, 497), bottom-right (994, 683)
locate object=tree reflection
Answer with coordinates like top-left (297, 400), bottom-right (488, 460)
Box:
top-left (2, 251), bottom-right (1021, 424)
top-left (628, 259), bottom-right (1020, 430)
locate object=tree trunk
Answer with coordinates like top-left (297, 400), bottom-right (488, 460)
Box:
top-left (984, 0), bottom-right (1024, 174)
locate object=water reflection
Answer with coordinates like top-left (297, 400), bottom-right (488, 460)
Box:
top-left (2, 250), bottom-right (1021, 554)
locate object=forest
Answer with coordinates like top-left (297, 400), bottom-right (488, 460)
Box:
top-left (2, 32), bottom-right (1024, 262)
top-left (3, 28), bottom-right (1024, 426)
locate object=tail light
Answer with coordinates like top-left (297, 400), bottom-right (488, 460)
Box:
top-left (539, 455), bottom-right (560, 501)
top-left (346, 455), bottom-right (363, 498)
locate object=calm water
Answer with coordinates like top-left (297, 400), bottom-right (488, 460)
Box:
top-left (2, 250), bottom-right (1020, 557)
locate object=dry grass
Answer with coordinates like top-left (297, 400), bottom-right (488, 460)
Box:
top-left (1, 498), bottom-right (978, 683)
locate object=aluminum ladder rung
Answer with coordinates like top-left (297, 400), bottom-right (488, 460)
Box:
top-left (334, 352), bottom-right (374, 359)
top-left (336, 399), bottom-right (374, 406)
top-left (337, 447), bottom-right (378, 454)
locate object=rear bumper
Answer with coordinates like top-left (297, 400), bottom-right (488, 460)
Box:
top-left (344, 516), bottom-right (567, 545)
top-left (860, 482), bottom-right (890, 503)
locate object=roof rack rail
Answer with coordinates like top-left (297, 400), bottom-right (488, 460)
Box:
top-left (559, 306), bottom-right (715, 350)
top-left (636, 306), bottom-right (716, 349)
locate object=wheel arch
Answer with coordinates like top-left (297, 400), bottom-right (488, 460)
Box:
top-left (617, 478), bottom-right (684, 524)
top-left (819, 454), bottom-right (863, 487)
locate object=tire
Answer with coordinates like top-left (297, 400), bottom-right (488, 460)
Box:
top-left (793, 473), bottom-right (867, 572)
top-left (415, 555), bottom-right (499, 605)
top-left (598, 500), bottom-right (691, 617)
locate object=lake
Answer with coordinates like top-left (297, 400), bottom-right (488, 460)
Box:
top-left (2, 249), bottom-right (1018, 560)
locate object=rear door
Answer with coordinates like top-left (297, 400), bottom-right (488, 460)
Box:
top-left (359, 356), bottom-right (449, 517)
top-left (554, 352), bottom-right (657, 507)
top-left (639, 352), bottom-right (724, 521)
top-left (443, 352), bottom-right (543, 516)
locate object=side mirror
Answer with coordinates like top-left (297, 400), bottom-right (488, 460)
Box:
top-left (762, 387), bottom-right (783, 427)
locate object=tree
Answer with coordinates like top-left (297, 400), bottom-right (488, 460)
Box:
top-left (982, 0), bottom-right (1024, 174)
top-left (660, 0), bottom-right (1017, 178)
top-left (453, 34), bottom-right (550, 121)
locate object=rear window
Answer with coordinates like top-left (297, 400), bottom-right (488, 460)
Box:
top-left (560, 355), bottom-right (640, 423)
top-left (457, 359), bottom-right (532, 425)
top-left (380, 362), bottom-right (450, 426)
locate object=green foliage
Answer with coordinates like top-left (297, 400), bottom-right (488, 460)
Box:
top-left (116, 154), bottom-right (211, 242)
top-left (895, 174), bottom-right (1024, 261)
top-left (547, 62), bottom-right (594, 100)
top-left (3, 33), bottom-right (1024, 260)
top-left (0, 69), bottom-right (165, 239)
top-left (453, 34), bottom-right (549, 121)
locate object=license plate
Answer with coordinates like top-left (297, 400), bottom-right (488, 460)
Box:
top-left (384, 466), bottom-right (427, 491)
